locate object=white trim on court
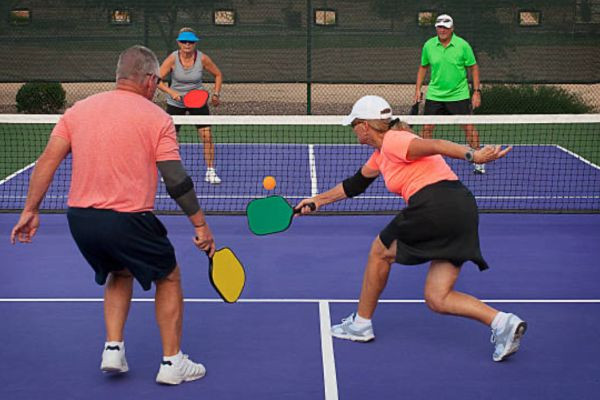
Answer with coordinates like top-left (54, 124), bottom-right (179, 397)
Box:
top-left (555, 144), bottom-right (600, 171)
top-left (1, 298), bottom-right (600, 303)
top-left (319, 301), bottom-right (339, 400)
top-left (0, 162), bottom-right (36, 185)
top-left (308, 144), bottom-right (319, 197)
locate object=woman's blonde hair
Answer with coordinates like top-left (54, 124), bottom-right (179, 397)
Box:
top-left (361, 118), bottom-right (412, 134)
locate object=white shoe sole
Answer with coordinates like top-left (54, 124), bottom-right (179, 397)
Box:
top-left (331, 331), bottom-right (375, 343)
top-left (493, 321), bottom-right (527, 362)
top-left (101, 363), bottom-right (129, 373)
top-left (156, 370), bottom-right (206, 385)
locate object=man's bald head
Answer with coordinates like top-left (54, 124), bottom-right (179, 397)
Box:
top-left (115, 45), bottom-right (159, 83)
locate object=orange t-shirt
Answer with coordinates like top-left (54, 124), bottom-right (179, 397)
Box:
top-left (365, 130), bottom-right (458, 202)
top-left (51, 90), bottom-right (180, 212)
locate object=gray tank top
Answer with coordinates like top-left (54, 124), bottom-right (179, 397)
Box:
top-left (166, 50), bottom-right (204, 108)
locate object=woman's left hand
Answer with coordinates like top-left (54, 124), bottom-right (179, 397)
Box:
top-left (211, 94), bottom-right (220, 107)
top-left (474, 145), bottom-right (512, 163)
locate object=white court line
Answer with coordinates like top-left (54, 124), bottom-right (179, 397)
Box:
top-left (0, 162), bottom-right (36, 185)
top-left (319, 301), bottom-right (338, 400)
top-left (1, 298), bottom-right (599, 303)
top-left (555, 144), bottom-right (600, 171)
top-left (308, 144), bottom-right (319, 197)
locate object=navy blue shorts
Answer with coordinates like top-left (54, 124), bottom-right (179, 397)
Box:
top-left (67, 207), bottom-right (177, 291)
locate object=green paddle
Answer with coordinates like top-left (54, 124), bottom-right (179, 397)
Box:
top-left (246, 195), bottom-right (315, 235)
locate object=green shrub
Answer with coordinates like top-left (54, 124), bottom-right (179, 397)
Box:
top-left (475, 85), bottom-right (594, 114)
top-left (16, 82), bottom-right (66, 113)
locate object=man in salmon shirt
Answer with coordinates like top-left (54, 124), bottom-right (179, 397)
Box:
top-left (296, 95), bottom-right (527, 362)
top-left (11, 45), bottom-right (214, 385)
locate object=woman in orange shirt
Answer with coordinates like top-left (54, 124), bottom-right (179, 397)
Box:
top-left (296, 95), bottom-right (526, 362)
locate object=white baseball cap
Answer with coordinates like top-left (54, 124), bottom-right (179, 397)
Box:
top-left (342, 95), bottom-right (393, 126)
top-left (435, 14), bottom-right (453, 28)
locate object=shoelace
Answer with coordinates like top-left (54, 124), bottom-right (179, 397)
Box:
top-left (341, 313), bottom-right (355, 325)
top-left (490, 330), bottom-right (497, 344)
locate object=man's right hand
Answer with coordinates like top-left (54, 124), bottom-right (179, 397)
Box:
top-left (413, 92), bottom-right (422, 104)
top-left (194, 225), bottom-right (215, 257)
top-left (171, 92), bottom-right (182, 102)
top-left (11, 210), bottom-right (40, 244)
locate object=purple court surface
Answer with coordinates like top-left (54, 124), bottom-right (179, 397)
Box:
top-left (1, 213), bottom-right (600, 400)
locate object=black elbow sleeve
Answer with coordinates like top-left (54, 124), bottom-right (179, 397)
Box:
top-left (166, 175), bottom-right (194, 199)
top-left (342, 168), bottom-right (377, 198)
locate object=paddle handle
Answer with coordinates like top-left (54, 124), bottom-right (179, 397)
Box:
top-left (293, 202), bottom-right (316, 214)
top-left (194, 236), bottom-right (213, 260)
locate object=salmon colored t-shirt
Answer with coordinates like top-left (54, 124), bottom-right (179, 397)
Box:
top-left (51, 90), bottom-right (180, 212)
top-left (365, 130), bottom-right (458, 202)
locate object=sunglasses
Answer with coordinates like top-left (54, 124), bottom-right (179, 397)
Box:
top-left (178, 40), bottom-right (196, 45)
top-left (146, 73), bottom-right (162, 85)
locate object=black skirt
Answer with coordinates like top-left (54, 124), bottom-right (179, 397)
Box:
top-left (379, 180), bottom-right (489, 271)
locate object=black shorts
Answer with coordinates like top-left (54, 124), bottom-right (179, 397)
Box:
top-left (166, 103), bottom-right (211, 130)
top-left (379, 180), bottom-right (489, 271)
top-left (424, 99), bottom-right (472, 115)
top-left (67, 207), bottom-right (177, 291)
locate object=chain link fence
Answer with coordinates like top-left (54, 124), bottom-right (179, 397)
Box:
top-left (1, 0), bottom-right (599, 114)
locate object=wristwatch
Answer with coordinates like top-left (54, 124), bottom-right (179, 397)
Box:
top-left (473, 88), bottom-right (482, 94)
top-left (465, 149), bottom-right (475, 163)
top-left (213, 93), bottom-right (220, 97)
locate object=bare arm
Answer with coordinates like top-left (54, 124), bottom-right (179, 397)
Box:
top-left (407, 138), bottom-right (511, 164)
top-left (415, 65), bottom-right (429, 103)
top-left (296, 165), bottom-right (379, 213)
top-left (202, 54), bottom-right (223, 106)
top-left (468, 64), bottom-right (481, 109)
top-left (157, 54), bottom-right (180, 101)
top-left (11, 136), bottom-right (70, 243)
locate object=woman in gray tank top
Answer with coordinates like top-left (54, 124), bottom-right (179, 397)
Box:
top-left (158, 28), bottom-right (223, 184)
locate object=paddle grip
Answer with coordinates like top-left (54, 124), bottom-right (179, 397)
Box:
top-left (293, 202), bottom-right (316, 214)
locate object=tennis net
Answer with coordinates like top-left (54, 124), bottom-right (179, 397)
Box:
top-left (1, 114), bottom-right (599, 214)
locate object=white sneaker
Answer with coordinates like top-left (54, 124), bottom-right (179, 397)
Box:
top-left (205, 168), bottom-right (222, 184)
top-left (100, 343), bottom-right (129, 373)
top-left (156, 354), bottom-right (206, 385)
top-left (491, 313), bottom-right (527, 362)
top-left (331, 313), bottom-right (375, 342)
top-left (473, 163), bottom-right (486, 174)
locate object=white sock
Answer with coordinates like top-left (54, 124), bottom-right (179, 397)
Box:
top-left (491, 312), bottom-right (509, 330)
top-left (353, 313), bottom-right (372, 327)
top-left (105, 341), bottom-right (124, 350)
top-left (207, 167), bottom-right (215, 173)
top-left (163, 350), bottom-right (183, 365)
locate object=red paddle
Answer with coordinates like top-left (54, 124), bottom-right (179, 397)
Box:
top-left (183, 89), bottom-right (209, 108)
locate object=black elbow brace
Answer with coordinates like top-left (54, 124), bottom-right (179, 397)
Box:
top-left (166, 175), bottom-right (194, 199)
top-left (342, 168), bottom-right (377, 198)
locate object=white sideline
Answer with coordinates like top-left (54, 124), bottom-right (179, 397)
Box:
top-left (319, 301), bottom-right (338, 400)
top-left (1, 298), bottom-right (599, 303)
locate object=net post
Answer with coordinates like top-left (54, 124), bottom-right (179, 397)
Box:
top-left (306, 0), bottom-right (312, 115)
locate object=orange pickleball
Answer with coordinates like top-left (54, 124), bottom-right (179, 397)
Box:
top-left (263, 176), bottom-right (276, 190)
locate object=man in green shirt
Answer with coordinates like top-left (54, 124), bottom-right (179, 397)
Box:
top-left (414, 14), bottom-right (485, 174)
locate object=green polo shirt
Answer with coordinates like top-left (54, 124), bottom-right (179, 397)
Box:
top-left (421, 34), bottom-right (477, 101)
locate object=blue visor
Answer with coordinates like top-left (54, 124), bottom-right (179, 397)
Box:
top-left (176, 31), bottom-right (199, 42)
